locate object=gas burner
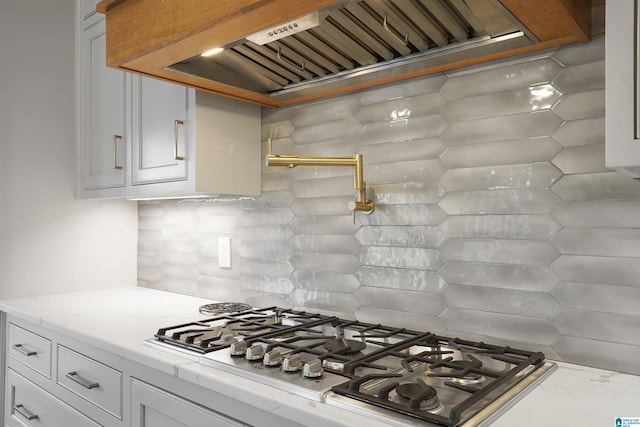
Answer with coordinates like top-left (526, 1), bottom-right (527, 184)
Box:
top-left (394, 381), bottom-right (445, 413)
top-left (323, 338), bottom-right (366, 354)
top-left (152, 307), bottom-right (555, 426)
top-left (448, 359), bottom-right (482, 371)
top-left (446, 359), bottom-right (486, 384)
top-left (199, 302), bottom-right (252, 316)
top-left (446, 372), bottom-right (486, 386)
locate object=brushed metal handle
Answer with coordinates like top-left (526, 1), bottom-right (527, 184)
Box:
top-left (383, 13), bottom-right (409, 45)
top-left (174, 120), bottom-right (185, 160)
top-left (276, 47), bottom-right (305, 71)
top-left (66, 371), bottom-right (99, 389)
top-left (12, 344), bottom-right (37, 357)
top-left (13, 404), bottom-right (39, 420)
top-left (113, 135), bottom-right (123, 170)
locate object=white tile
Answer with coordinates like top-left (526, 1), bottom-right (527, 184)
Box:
top-left (440, 261), bottom-right (560, 292)
top-left (440, 137), bottom-right (562, 168)
top-left (440, 307), bottom-right (561, 345)
top-left (551, 117), bottom-right (604, 147)
top-left (441, 84), bottom-right (561, 123)
top-left (551, 172), bottom-right (640, 201)
top-left (355, 287), bottom-right (446, 315)
top-left (440, 58), bottom-right (562, 100)
top-left (551, 144), bottom-right (606, 174)
top-left (355, 74), bottom-right (446, 104)
top-left (442, 285), bottom-right (559, 318)
top-left (441, 111), bottom-right (563, 145)
top-left (440, 239), bottom-right (560, 265)
top-left (440, 163), bottom-right (561, 191)
top-left (439, 189), bottom-right (561, 214)
top-left (355, 266), bottom-right (445, 293)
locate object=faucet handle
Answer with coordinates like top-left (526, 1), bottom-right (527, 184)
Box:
top-left (347, 200), bottom-right (356, 224)
top-left (348, 199), bottom-right (374, 224)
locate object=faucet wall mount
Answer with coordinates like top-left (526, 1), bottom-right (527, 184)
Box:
top-left (265, 139), bottom-right (374, 222)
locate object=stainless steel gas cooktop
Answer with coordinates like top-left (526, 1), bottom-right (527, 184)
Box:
top-left (145, 307), bottom-right (556, 426)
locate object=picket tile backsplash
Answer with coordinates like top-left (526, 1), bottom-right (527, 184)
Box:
top-left (139, 19), bottom-right (640, 375)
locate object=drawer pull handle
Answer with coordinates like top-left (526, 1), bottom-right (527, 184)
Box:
top-left (113, 134), bottom-right (123, 170)
top-left (66, 371), bottom-right (99, 389)
top-left (174, 119), bottom-right (185, 160)
top-left (14, 404), bottom-right (39, 420)
top-left (12, 344), bottom-right (37, 357)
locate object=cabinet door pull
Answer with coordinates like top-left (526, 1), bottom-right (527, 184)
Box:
top-left (174, 119), bottom-right (185, 160)
top-left (66, 371), bottom-right (99, 389)
top-left (12, 344), bottom-right (37, 357)
top-left (113, 135), bottom-right (123, 170)
top-left (13, 404), bottom-right (39, 420)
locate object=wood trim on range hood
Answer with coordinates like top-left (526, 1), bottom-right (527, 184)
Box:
top-left (96, 0), bottom-right (591, 107)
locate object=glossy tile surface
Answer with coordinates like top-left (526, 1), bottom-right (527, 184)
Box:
top-left (139, 22), bottom-right (640, 375)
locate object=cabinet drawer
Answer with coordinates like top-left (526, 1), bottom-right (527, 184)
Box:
top-left (56, 345), bottom-right (122, 418)
top-left (131, 379), bottom-right (245, 427)
top-left (6, 369), bottom-right (100, 427)
top-left (7, 323), bottom-right (52, 378)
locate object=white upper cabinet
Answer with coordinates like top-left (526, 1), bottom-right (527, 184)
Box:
top-left (77, 12), bottom-right (128, 197)
top-left (76, 2), bottom-right (261, 200)
top-left (131, 76), bottom-right (189, 186)
top-left (127, 78), bottom-right (262, 198)
top-left (606, 0), bottom-right (640, 179)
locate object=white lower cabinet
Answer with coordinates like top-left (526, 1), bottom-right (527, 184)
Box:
top-left (56, 345), bottom-right (123, 418)
top-left (6, 369), bottom-right (100, 427)
top-left (131, 379), bottom-right (244, 427)
top-left (7, 324), bottom-right (52, 379)
top-left (2, 317), bottom-right (258, 427)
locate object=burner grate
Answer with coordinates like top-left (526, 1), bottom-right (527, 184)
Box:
top-left (198, 302), bottom-right (252, 316)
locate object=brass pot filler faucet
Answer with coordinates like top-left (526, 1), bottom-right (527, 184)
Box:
top-left (265, 138), bottom-right (374, 223)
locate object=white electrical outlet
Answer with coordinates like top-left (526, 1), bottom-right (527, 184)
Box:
top-left (218, 237), bottom-right (231, 269)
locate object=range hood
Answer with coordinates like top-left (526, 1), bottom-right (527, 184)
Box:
top-left (97, 0), bottom-right (591, 106)
top-left (168, 0), bottom-right (535, 102)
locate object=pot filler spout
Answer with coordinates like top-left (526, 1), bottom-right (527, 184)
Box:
top-left (265, 138), bottom-right (374, 223)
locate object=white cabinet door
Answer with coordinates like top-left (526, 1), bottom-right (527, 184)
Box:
top-left (605, 0), bottom-right (640, 178)
top-left (131, 77), bottom-right (191, 185)
top-left (6, 369), bottom-right (100, 427)
top-left (131, 379), bottom-right (244, 427)
top-left (78, 16), bottom-right (128, 193)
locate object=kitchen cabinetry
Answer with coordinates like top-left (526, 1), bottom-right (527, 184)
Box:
top-left (131, 77), bottom-right (188, 186)
top-left (131, 379), bottom-right (244, 427)
top-left (5, 319), bottom-right (121, 426)
top-left (6, 369), bottom-right (100, 427)
top-left (57, 345), bottom-right (123, 418)
top-left (127, 80), bottom-right (262, 198)
top-left (605, 0), bottom-right (640, 178)
top-left (76, 0), bottom-right (261, 200)
top-left (77, 4), bottom-right (128, 198)
top-left (3, 316), bottom-right (252, 427)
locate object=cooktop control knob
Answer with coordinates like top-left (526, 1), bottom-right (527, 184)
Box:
top-left (246, 343), bottom-right (265, 361)
top-left (263, 349), bottom-right (283, 367)
top-left (303, 359), bottom-right (324, 378)
top-left (229, 340), bottom-right (247, 357)
top-left (282, 354), bottom-right (303, 372)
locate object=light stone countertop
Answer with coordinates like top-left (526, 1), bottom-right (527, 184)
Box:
top-left (2, 287), bottom-right (639, 426)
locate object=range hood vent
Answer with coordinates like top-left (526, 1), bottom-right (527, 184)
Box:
top-left (168, 0), bottom-right (537, 102)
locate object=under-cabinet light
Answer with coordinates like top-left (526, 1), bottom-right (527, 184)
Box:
top-left (128, 195), bottom-right (215, 201)
top-left (201, 47), bottom-right (224, 57)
